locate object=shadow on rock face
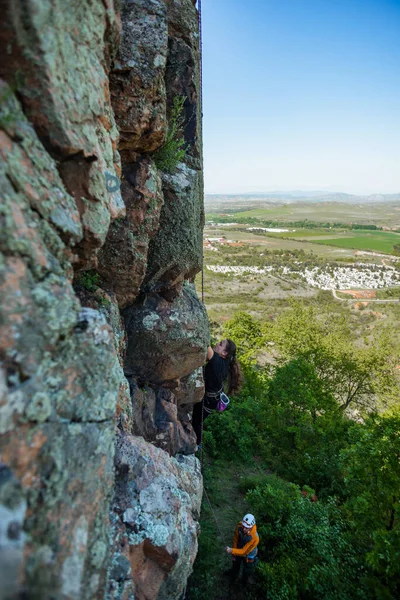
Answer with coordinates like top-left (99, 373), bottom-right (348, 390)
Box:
top-left (124, 372), bottom-right (200, 457)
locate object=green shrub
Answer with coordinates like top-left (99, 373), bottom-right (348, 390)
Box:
top-left (202, 393), bottom-right (265, 462)
top-left (238, 473), bottom-right (276, 495)
top-left (247, 478), bottom-right (368, 600)
top-left (154, 95), bottom-right (186, 173)
top-left (75, 271), bottom-right (100, 292)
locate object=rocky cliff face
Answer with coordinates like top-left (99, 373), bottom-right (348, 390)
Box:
top-left (0, 1), bottom-right (206, 599)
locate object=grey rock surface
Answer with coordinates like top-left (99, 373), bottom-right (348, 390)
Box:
top-left (108, 434), bottom-right (202, 600)
top-left (124, 282), bottom-right (209, 384)
top-left (0, 0), bottom-right (205, 597)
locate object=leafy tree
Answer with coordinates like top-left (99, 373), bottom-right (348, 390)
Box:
top-left (223, 311), bottom-right (262, 355)
top-left (340, 410), bottom-right (400, 593)
top-left (268, 357), bottom-right (336, 426)
top-left (246, 477), bottom-right (366, 600)
top-left (263, 357), bottom-right (349, 492)
top-left (269, 300), bottom-right (398, 411)
top-left (223, 311), bottom-right (268, 397)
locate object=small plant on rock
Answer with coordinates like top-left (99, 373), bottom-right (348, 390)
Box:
top-left (75, 271), bottom-right (101, 292)
top-left (154, 95), bottom-right (187, 174)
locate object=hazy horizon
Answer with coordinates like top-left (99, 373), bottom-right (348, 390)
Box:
top-left (205, 188), bottom-right (400, 197)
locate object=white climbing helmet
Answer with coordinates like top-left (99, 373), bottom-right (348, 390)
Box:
top-left (242, 513), bottom-right (255, 528)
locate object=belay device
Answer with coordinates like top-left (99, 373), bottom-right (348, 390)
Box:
top-left (216, 391), bottom-right (230, 413)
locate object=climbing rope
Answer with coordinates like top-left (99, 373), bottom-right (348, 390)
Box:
top-left (199, 386), bottom-right (204, 465)
top-left (198, 0), bottom-right (203, 136)
top-left (203, 485), bottom-right (228, 546)
top-left (196, 0), bottom-right (227, 550)
top-left (201, 264), bottom-right (204, 304)
top-left (198, 0), bottom-right (205, 464)
top-left (198, 0), bottom-right (205, 307)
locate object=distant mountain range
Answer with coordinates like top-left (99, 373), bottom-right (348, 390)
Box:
top-left (205, 191), bottom-right (400, 204)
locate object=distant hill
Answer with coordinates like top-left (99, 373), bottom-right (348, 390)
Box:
top-left (205, 191), bottom-right (400, 205)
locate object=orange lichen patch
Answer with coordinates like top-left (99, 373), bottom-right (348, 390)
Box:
top-left (0, 258), bottom-right (29, 350)
top-left (341, 289), bottom-right (376, 299)
top-left (24, 182), bottom-right (41, 203)
top-left (97, 454), bottom-right (108, 479)
top-left (99, 113), bottom-right (112, 131)
top-left (128, 543), bottom-right (166, 600)
top-left (10, 203), bottom-right (48, 268)
top-left (0, 129), bottom-right (13, 152)
top-left (63, 367), bottom-right (85, 395)
top-left (0, 257), bottom-right (28, 305)
top-left (2, 427), bottom-right (47, 488)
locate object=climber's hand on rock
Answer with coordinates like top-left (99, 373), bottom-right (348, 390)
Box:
top-left (226, 547), bottom-right (232, 554)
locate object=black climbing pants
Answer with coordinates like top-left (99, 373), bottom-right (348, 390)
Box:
top-left (192, 396), bottom-right (218, 444)
top-left (230, 556), bottom-right (255, 584)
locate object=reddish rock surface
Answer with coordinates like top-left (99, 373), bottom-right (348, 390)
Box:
top-left (0, 0), bottom-right (205, 598)
top-left (0, 0), bottom-right (125, 270)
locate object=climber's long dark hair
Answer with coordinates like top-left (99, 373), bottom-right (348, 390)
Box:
top-left (225, 339), bottom-right (243, 395)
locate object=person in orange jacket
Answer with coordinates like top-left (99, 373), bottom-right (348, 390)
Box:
top-left (225, 513), bottom-right (259, 583)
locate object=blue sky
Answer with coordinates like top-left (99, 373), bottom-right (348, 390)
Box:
top-left (201, 0), bottom-right (400, 194)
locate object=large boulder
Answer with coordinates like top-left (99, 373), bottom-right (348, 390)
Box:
top-left (123, 282), bottom-right (209, 385)
top-left (1, 421), bottom-right (116, 599)
top-left (174, 367), bottom-right (205, 422)
top-left (108, 434), bottom-right (202, 600)
top-left (125, 379), bottom-right (197, 455)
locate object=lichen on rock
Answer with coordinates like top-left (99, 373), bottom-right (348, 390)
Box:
top-left (97, 157), bottom-right (164, 308)
top-left (0, 0), bottom-right (205, 597)
top-left (124, 281), bottom-right (209, 384)
top-left (109, 434), bottom-right (202, 600)
top-left (110, 0), bottom-right (168, 154)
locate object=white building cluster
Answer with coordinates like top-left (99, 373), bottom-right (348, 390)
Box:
top-left (206, 263), bottom-right (400, 290)
top-left (247, 227), bottom-right (293, 233)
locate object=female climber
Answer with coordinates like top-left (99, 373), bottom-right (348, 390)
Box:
top-left (192, 338), bottom-right (242, 446)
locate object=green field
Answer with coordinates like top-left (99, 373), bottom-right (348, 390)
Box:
top-left (308, 231), bottom-right (400, 253)
top-left (204, 227), bottom-right (355, 258)
top-left (205, 225), bottom-right (400, 256)
top-left (265, 229), bottom-right (400, 254)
